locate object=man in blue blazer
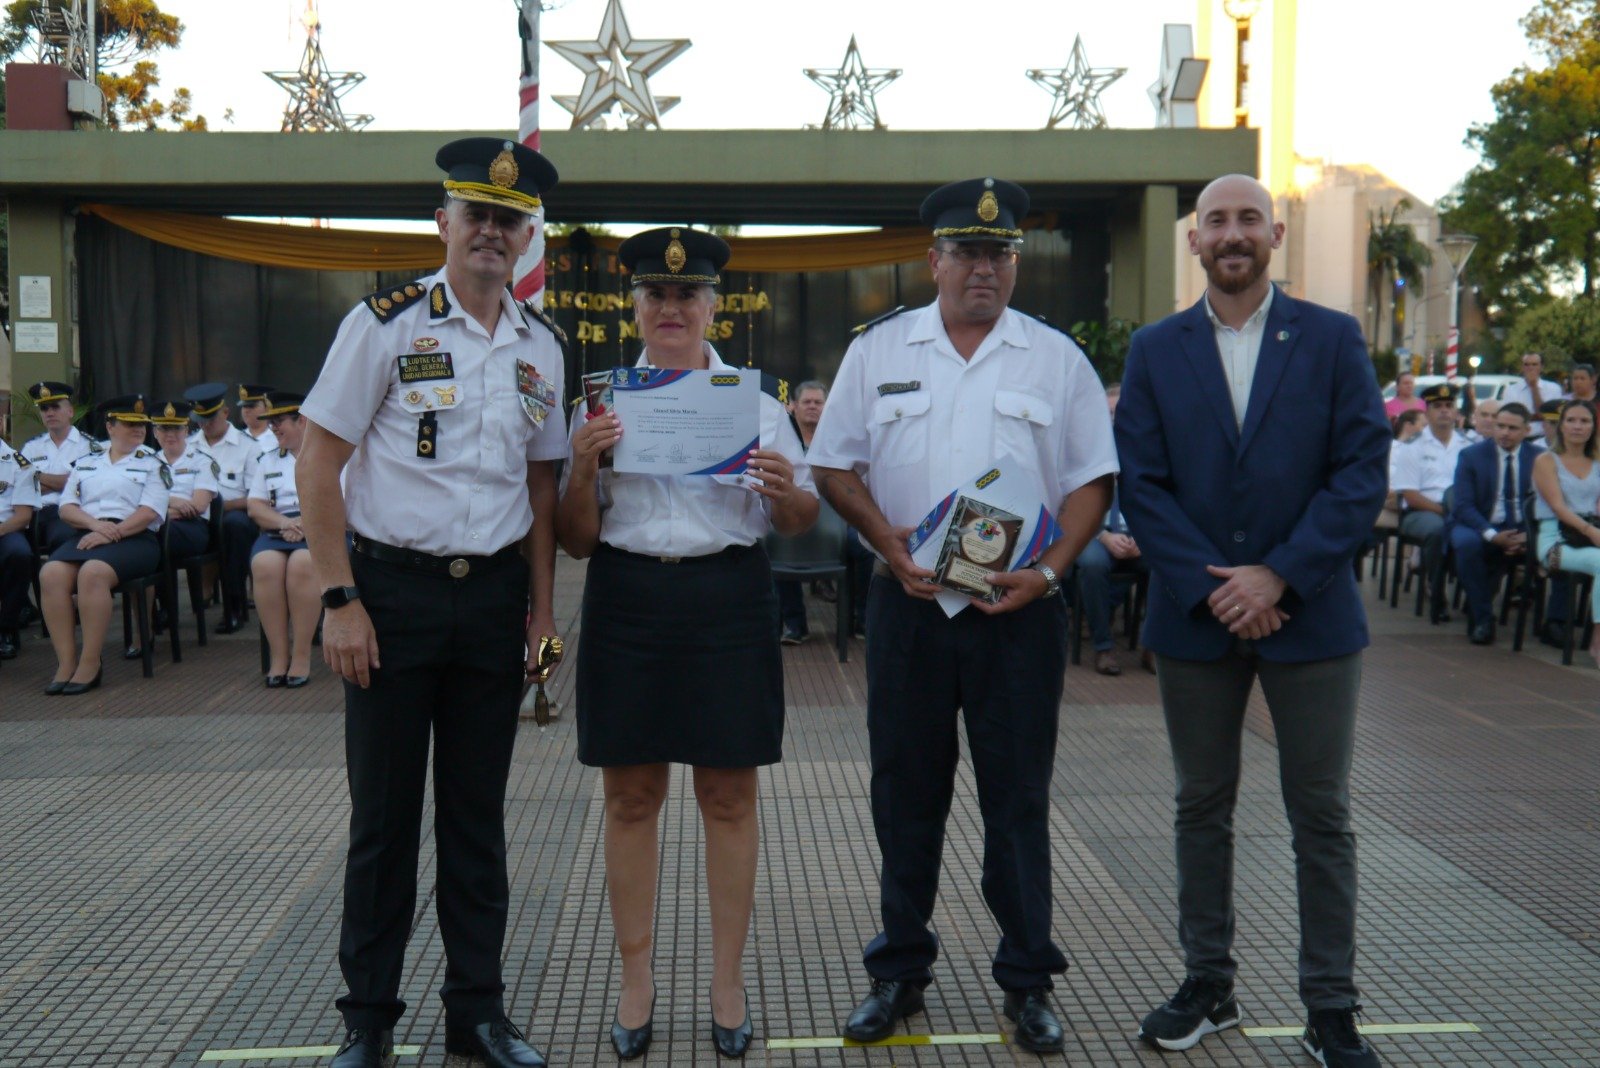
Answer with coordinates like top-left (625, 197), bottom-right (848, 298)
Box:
top-left (1448, 402), bottom-right (1536, 643)
top-left (1115, 175), bottom-right (1390, 1068)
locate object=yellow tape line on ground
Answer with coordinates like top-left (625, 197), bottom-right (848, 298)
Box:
top-left (768, 1031), bottom-right (1005, 1049)
top-left (1244, 1023), bottom-right (1481, 1038)
top-left (199, 1046), bottom-right (422, 1061)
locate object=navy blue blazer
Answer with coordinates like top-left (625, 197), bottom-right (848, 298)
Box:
top-left (1450, 439), bottom-right (1540, 537)
top-left (1114, 288), bottom-right (1390, 663)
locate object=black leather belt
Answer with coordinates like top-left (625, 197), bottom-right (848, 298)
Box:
top-left (600, 541), bottom-right (755, 565)
top-left (351, 532), bottom-right (519, 578)
top-left (872, 560), bottom-right (894, 579)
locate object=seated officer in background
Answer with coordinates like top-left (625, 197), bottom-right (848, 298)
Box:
top-left (1389, 382), bottom-right (1468, 622)
top-left (0, 436), bottom-right (41, 661)
top-left (239, 383), bottom-right (279, 452)
top-left (186, 382), bottom-right (264, 633)
top-left (21, 380), bottom-right (98, 552)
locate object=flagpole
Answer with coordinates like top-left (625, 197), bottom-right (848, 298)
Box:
top-left (513, 1), bottom-right (546, 306)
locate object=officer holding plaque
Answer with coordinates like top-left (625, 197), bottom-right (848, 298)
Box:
top-left (808, 178), bottom-right (1116, 1053)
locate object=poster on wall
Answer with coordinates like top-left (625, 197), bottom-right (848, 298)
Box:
top-left (18, 276), bottom-right (51, 319)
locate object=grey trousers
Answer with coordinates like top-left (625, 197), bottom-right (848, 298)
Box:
top-left (1154, 645), bottom-right (1363, 1010)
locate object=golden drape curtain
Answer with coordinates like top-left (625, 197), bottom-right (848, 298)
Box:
top-left (81, 203), bottom-right (1051, 274)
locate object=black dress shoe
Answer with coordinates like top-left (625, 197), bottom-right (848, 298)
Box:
top-left (214, 614), bottom-right (244, 635)
top-left (329, 1027), bottom-right (392, 1068)
top-left (0, 630), bottom-right (19, 659)
top-left (711, 988), bottom-right (753, 1058)
top-left (124, 644), bottom-right (143, 661)
top-left (44, 679), bottom-right (69, 696)
top-left (610, 987), bottom-right (655, 1060)
top-left (843, 978), bottom-right (924, 1042)
top-left (1540, 621), bottom-right (1569, 648)
top-left (286, 675), bottom-right (310, 688)
top-left (444, 1017), bottom-right (546, 1067)
top-left (1003, 987), bottom-right (1065, 1053)
top-left (265, 674), bottom-right (287, 688)
top-left (62, 669), bottom-right (103, 696)
top-left (1470, 620), bottom-right (1496, 645)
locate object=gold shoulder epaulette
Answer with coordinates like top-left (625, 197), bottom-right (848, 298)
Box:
top-left (363, 279), bottom-right (430, 324)
top-left (852, 305), bottom-right (909, 337)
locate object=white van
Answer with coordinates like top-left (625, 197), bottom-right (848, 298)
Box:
top-left (1382, 374), bottom-right (1520, 410)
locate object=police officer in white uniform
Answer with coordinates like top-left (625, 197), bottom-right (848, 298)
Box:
top-left (237, 383), bottom-right (279, 452)
top-left (808, 178), bottom-right (1118, 1054)
top-left (151, 400), bottom-right (220, 562)
top-left (1391, 382), bottom-right (1470, 622)
top-left (296, 138), bottom-right (565, 1068)
top-left (39, 395), bottom-right (170, 695)
top-left (0, 437), bottom-right (41, 661)
top-left (21, 380), bottom-right (98, 551)
top-left (185, 382), bottom-right (261, 632)
top-left (247, 392), bottom-right (317, 688)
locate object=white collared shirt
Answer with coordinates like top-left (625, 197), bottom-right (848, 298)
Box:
top-left (1202, 286), bottom-right (1274, 428)
top-left (302, 268), bottom-right (569, 556)
top-left (1, 440), bottom-right (42, 523)
top-left (248, 445), bottom-right (300, 517)
top-left (1503, 378), bottom-right (1563, 436)
top-left (1390, 428), bottom-right (1469, 505)
top-left (1488, 443), bottom-right (1525, 528)
top-left (243, 425), bottom-right (279, 453)
top-left (60, 446), bottom-right (169, 530)
top-left (808, 301), bottom-right (1118, 538)
top-left (190, 423), bottom-right (259, 502)
top-left (566, 343), bottom-right (816, 558)
top-left (22, 426), bottom-right (96, 507)
top-left (159, 443), bottom-right (221, 505)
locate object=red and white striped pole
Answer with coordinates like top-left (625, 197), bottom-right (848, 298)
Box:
top-left (1445, 327), bottom-right (1460, 379)
top-left (513, 1), bottom-right (546, 306)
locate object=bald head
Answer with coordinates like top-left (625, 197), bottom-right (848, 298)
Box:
top-left (1195, 174), bottom-right (1275, 226)
top-left (1189, 173), bottom-right (1283, 301)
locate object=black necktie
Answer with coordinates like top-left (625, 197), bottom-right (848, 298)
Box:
top-left (1502, 452), bottom-right (1518, 526)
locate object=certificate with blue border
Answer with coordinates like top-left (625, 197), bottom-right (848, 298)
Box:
top-left (608, 367), bottom-right (760, 476)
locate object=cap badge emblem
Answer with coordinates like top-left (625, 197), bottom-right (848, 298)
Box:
top-left (163, 403), bottom-right (176, 419)
top-left (665, 228), bottom-right (687, 274)
top-left (133, 398), bottom-right (145, 414)
top-left (977, 190), bottom-right (999, 223)
top-left (489, 143), bottom-right (519, 189)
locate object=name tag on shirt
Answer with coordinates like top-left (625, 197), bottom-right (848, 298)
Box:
top-left (397, 353), bottom-right (455, 383)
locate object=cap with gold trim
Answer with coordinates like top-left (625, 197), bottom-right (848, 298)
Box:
top-left (100, 394), bottom-right (151, 424)
top-left (238, 384), bottom-right (275, 406)
top-left (1540, 398), bottom-right (1564, 424)
top-left (1420, 382), bottom-right (1457, 404)
top-left (437, 137), bottom-right (558, 217)
top-left (183, 382), bottom-right (228, 418)
top-left (151, 400), bottom-right (196, 427)
top-left (920, 177), bottom-right (1029, 242)
top-left (619, 226), bottom-right (730, 287)
top-left (261, 391), bottom-right (305, 418)
top-left (26, 381), bottom-right (73, 405)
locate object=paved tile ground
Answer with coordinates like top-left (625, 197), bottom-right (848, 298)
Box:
top-left (0, 557), bottom-right (1596, 1066)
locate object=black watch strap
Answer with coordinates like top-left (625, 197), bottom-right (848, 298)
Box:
top-left (321, 585), bottom-right (361, 609)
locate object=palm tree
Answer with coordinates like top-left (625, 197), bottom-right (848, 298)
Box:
top-left (1367, 199), bottom-right (1434, 350)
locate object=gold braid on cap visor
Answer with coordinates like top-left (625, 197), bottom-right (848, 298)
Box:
top-left (443, 181), bottom-right (542, 214)
top-left (932, 225), bottom-right (1024, 240)
top-left (628, 272), bottom-right (721, 286)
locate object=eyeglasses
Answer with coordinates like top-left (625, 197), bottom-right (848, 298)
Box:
top-left (937, 245), bottom-right (1020, 268)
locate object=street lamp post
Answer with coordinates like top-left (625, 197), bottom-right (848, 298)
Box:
top-left (1440, 233), bottom-right (1478, 379)
top-left (1222, 0), bottom-right (1262, 127)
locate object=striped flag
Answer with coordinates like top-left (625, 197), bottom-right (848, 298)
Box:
top-left (513, 1), bottom-right (546, 306)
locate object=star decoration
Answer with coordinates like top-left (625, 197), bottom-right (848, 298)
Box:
top-left (804, 36), bottom-right (901, 130)
top-left (547, 0), bottom-right (690, 130)
top-left (264, 1), bottom-right (372, 133)
top-left (1147, 24), bottom-right (1208, 128)
top-left (1027, 35), bottom-right (1126, 131)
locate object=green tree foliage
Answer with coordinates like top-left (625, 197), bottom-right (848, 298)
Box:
top-left (1440, 0), bottom-right (1600, 325)
top-left (0, 0), bottom-right (206, 129)
top-left (1503, 296), bottom-right (1600, 368)
top-left (1366, 199), bottom-right (1433, 349)
top-left (1070, 317), bottom-right (1138, 386)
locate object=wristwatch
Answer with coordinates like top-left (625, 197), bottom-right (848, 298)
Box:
top-left (1030, 563), bottom-right (1061, 598)
top-left (320, 585), bottom-right (361, 609)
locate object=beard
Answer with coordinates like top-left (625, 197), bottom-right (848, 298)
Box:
top-left (1201, 240), bottom-right (1270, 295)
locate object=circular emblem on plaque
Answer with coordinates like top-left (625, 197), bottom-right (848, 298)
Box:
top-left (665, 228), bottom-right (687, 274)
top-left (960, 518), bottom-right (1006, 564)
top-left (404, 390), bottom-right (424, 405)
top-left (977, 191), bottom-right (1000, 223)
top-left (489, 143), bottom-right (519, 189)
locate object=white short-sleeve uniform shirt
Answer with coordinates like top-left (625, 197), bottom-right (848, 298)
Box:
top-left (301, 270), bottom-right (569, 557)
top-left (1390, 430), bottom-right (1468, 505)
top-left (807, 302), bottom-right (1118, 536)
top-left (190, 423), bottom-right (258, 503)
top-left (1, 441), bottom-right (42, 522)
top-left (60, 446), bottom-right (170, 530)
top-left (162, 444), bottom-right (222, 504)
top-left (247, 446), bottom-right (300, 518)
top-left (22, 426), bottom-right (96, 508)
top-left (563, 343), bottom-right (816, 559)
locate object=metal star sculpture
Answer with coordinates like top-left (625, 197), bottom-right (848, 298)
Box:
top-left (264, 1), bottom-right (372, 132)
top-left (803, 36), bottom-right (901, 131)
top-left (547, 0), bottom-right (690, 130)
top-left (1027, 35), bottom-right (1126, 130)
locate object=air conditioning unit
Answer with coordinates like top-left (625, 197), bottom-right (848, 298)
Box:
top-left (66, 78), bottom-right (105, 122)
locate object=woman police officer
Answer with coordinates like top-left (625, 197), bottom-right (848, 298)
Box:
top-left (39, 395), bottom-right (170, 694)
top-left (246, 391), bottom-right (317, 688)
top-left (556, 226), bottom-right (817, 1059)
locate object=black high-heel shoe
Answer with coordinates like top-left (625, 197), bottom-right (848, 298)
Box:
top-left (285, 675), bottom-right (309, 689)
top-left (265, 674), bottom-right (286, 689)
top-left (710, 988), bottom-right (752, 1058)
top-left (611, 985), bottom-right (656, 1060)
top-left (44, 678), bottom-right (69, 696)
top-left (62, 668), bottom-right (103, 696)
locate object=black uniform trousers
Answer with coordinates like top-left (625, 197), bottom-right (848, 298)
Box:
top-left (38, 504), bottom-right (76, 552)
top-left (861, 578), bottom-right (1071, 991)
top-left (336, 547), bottom-right (529, 1031)
top-left (0, 530), bottom-right (31, 629)
top-left (219, 509), bottom-right (258, 614)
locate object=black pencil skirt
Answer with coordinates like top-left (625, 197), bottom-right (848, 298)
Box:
top-left (576, 541), bottom-right (785, 768)
top-left (49, 530), bottom-right (160, 583)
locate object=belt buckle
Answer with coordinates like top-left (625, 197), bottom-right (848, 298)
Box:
top-left (448, 558), bottom-right (470, 578)
top-left (658, 555), bottom-right (682, 564)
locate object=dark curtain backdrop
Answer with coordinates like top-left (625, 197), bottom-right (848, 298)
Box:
top-left (77, 215), bottom-right (1110, 411)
